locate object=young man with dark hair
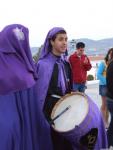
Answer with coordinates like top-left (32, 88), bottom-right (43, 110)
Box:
top-left (69, 42), bottom-right (92, 92)
top-left (76, 42), bottom-right (85, 49)
top-left (36, 27), bottom-right (73, 150)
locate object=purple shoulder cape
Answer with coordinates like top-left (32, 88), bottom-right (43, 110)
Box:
top-left (36, 53), bottom-right (58, 109)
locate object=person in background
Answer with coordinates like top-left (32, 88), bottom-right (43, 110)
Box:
top-left (106, 48), bottom-right (113, 147)
top-left (97, 49), bottom-right (113, 129)
top-left (0, 24), bottom-right (53, 150)
top-left (69, 42), bottom-right (92, 92)
top-left (36, 27), bottom-right (73, 150)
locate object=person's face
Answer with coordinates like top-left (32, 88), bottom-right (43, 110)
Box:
top-left (51, 33), bottom-right (68, 56)
top-left (77, 47), bottom-right (85, 56)
top-left (109, 50), bottom-right (113, 59)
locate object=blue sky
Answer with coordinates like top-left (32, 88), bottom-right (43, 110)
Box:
top-left (1, 0), bottom-right (113, 46)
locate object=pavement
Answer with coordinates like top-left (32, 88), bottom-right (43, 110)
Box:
top-left (85, 80), bottom-right (102, 109)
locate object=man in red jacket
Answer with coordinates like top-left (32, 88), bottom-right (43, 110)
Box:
top-left (69, 42), bottom-right (92, 92)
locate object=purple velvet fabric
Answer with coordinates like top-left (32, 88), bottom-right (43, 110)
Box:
top-left (0, 84), bottom-right (54, 150)
top-left (0, 24), bottom-right (37, 95)
top-left (0, 24), bottom-right (53, 150)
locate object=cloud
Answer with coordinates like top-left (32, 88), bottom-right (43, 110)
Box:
top-left (1, 0), bottom-right (113, 46)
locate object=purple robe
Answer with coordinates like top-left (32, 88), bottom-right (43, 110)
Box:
top-left (0, 85), bottom-right (53, 150)
top-left (0, 24), bottom-right (53, 150)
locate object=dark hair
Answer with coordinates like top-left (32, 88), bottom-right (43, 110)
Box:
top-left (105, 48), bottom-right (113, 64)
top-left (51, 30), bottom-right (66, 41)
top-left (76, 42), bottom-right (85, 49)
top-left (48, 30), bottom-right (66, 51)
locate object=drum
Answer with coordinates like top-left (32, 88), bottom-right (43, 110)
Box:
top-left (51, 92), bottom-right (108, 150)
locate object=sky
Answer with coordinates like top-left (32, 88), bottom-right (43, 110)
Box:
top-left (1, 0), bottom-right (113, 47)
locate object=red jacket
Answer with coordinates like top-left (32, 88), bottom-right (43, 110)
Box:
top-left (69, 52), bottom-right (92, 83)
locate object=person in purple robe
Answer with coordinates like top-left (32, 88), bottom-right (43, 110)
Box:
top-left (36, 27), bottom-right (73, 150)
top-left (36, 27), bottom-right (108, 150)
top-left (0, 24), bottom-right (53, 150)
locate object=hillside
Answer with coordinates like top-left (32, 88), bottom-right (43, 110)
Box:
top-left (74, 38), bottom-right (113, 55)
top-left (31, 38), bottom-right (113, 56)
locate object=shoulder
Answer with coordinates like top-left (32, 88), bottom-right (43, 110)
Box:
top-left (108, 60), bottom-right (113, 69)
top-left (98, 61), bottom-right (106, 70)
top-left (36, 59), bottom-right (47, 72)
top-left (36, 55), bottom-right (56, 74)
top-left (99, 61), bottom-right (105, 67)
top-left (37, 58), bottom-right (48, 66)
top-left (37, 54), bottom-right (54, 67)
top-left (69, 52), bottom-right (77, 59)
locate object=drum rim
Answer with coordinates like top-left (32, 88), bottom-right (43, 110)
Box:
top-left (51, 92), bottom-right (89, 133)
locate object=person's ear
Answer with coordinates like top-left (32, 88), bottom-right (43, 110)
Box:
top-left (50, 39), bottom-right (54, 47)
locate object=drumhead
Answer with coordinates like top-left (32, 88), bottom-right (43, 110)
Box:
top-left (51, 92), bottom-right (89, 132)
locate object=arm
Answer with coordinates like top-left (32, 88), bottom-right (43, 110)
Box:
top-left (82, 56), bottom-right (92, 71)
top-left (97, 62), bottom-right (106, 84)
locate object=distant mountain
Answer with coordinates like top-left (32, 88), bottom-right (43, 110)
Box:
top-left (31, 38), bottom-right (113, 56)
top-left (73, 38), bottom-right (113, 56)
top-left (31, 47), bottom-right (39, 56)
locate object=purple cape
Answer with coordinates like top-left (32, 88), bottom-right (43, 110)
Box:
top-left (0, 24), bottom-right (37, 95)
top-left (0, 24), bottom-right (53, 150)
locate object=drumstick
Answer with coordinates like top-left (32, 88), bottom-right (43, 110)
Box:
top-left (50, 105), bottom-right (71, 125)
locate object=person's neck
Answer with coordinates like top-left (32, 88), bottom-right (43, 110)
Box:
top-left (76, 51), bottom-right (81, 57)
top-left (52, 50), bottom-right (62, 57)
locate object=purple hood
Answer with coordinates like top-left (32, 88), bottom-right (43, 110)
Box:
top-left (0, 24), bottom-right (37, 95)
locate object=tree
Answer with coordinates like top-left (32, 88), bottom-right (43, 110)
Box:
top-left (87, 74), bottom-right (94, 81)
top-left (33, 45), bottom-right (43, 62)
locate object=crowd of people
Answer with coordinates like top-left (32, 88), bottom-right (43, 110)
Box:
top-left (0, 23), bottom-right (112, 149)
